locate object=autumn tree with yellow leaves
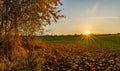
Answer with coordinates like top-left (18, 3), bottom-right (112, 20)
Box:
top-left (0, 0), bottom-right (63, 60)
top-left (0, 0), bottom-right (63, 37)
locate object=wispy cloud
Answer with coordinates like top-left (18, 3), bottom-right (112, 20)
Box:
top-left (85, 2), bottom-right (99, 14)
top-left (85, 0), bottom-right (110, 15)
top-left (91, 2), bottom-right (99, 13)
top-left (90, 16), bottom-right (120, 19)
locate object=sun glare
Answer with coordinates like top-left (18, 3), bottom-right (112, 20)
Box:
top-left (84, 30), bottom-right (91, 35)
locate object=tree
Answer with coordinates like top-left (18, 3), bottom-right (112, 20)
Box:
top-left (0, 0), bottom-right (63, 59)
top-left (0, 0), bottom-right (63, 37)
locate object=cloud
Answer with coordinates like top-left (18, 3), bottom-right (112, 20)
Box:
top-left (91, 2), bottom-right (99, 13)
top-left (85, 2), bottom-right (99, 15)
top-left (90, 16), bottom-right (120, 19)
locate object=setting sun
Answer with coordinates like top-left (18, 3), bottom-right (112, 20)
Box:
top-left (84, 30), bottom-right (91, 35)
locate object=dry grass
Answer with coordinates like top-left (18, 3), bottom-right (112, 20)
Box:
top-left (0, 38), bottom-right (120, 70)
top-left (0, 37), bottom-right (45, 71)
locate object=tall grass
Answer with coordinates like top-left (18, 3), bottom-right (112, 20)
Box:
top-left (0, 37), bottom-right (45, 70)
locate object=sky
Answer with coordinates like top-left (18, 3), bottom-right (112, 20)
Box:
top-left (45, 0), bottom-right (120, 35)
